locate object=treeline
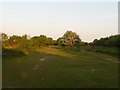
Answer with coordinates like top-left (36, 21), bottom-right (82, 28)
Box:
top-left (92, 35), bottom-right (120, 48)
top-left (1, 31), bottom-right (81, 50)
top-left (2, 34), bottom-right (57, 49)
top-left (1, 31), bottom-right (120, 49)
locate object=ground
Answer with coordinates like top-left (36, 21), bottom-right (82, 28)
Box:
top-left (2, 47), bottom-right (118, 88)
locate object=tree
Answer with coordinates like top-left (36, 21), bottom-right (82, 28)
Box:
top-left (93, 39), bottom-right (99, 46)
top-left (1, 33), bottom-right (9, 48)
top-left (8, 35), bottom-right (21, 46)
top-left (1, 33), bottom-right (8, 42)
top-left (31, 35), bottom-right (54, 47)
top-left (39, 35), bottom-right (48, 46)
top-left (46, 37), bottom-right (53, 45)
top-left (19, 34), bottom-right (29, 49)
top-left (60, 31), bottom-right (81, 49)
top-left (56, 37), bottom-right (63, 46)
top-left (92, 34), bottom-right (120, 48)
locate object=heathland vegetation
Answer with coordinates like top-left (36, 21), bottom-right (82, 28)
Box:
top-left (1, 31), bottom-right (120, 88)
top-left (2, 31), bottom-right (120, 56)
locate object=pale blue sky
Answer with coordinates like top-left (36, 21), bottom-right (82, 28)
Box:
top-left (1, 2), bottom-right (118, 42)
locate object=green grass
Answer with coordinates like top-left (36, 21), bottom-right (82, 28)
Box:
top-left (2, 47), bottom-right (118, 88)
top-left (81, 46), bottom-right (119, 57)
top-left (2, 48), bottom-right (25, 59)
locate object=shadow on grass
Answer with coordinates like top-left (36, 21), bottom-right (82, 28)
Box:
top-left (81, 46), bottom-right (120, 58)
top-left (2, 48), bottom-right (25, 59)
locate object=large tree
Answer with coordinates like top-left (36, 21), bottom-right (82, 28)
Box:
top-left (60, 31), bottom-right (81, 49)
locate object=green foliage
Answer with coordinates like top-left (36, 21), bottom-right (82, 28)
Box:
top-left (82, 46), bottom-right (119, 57)
top-left (19, 35), bottom-right (28, 48)
top-left (2, 48), bottom-right (25, 59)
top-left (1, 33), bottom-right (8, 42)
top-left (56, 37), bottom-right (63, 46)
top-left (1, 33), bottom-right (8, 48)
top-left (31, 35), bottom-right (55, 47)
top-left (93, 34), bottom-right (120, 48)
top-left (58, 31), bottom-right (81, 50)
top-left (81, 42), bottom-right (90, 46)
top-left (1, 33), bottom-right (57, 49)
top-left (8, 35), bottom-right (21, 46)
top-left (2, 32), bottom-right (119, 50)
top-left (2, 32), bottom-right (119, 88)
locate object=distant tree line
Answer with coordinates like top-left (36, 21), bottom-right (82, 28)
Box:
top-left (1, 31), bottom-right (120, 49)
top-left (1, 33), bottom-right (57, 49)
top-left (1, 31), bottom-right (81, 50)
top-left (92, 35), bottom-right (120, 48)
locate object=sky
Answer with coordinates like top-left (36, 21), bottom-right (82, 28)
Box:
top-left (0, 1), bottom-right (119, 42)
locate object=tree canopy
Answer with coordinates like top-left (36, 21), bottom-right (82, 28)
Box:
top-left (57, 31), bottom-right (81, 49)
top-left (1, 31), bottom-right (119, 49)
top-left (93, 34), bottom-right (120, 48)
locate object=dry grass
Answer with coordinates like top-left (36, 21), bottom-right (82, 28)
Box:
top-left (35, 46), bottom-right (76, 58)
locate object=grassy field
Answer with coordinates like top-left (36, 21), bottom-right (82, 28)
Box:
top-left (2, 46), bottom-right (118, 88)
top-left (81, 46), bottom-right (119, 57)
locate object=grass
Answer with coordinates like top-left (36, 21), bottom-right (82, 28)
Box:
top-left (35, 46), bottom-right (76, 58)
top-left (2, 46), bottom-right (118, 88)
top-left (2, 48), bottom-right (25, 59)
top-left (82, 46), bottom-right (119, 56)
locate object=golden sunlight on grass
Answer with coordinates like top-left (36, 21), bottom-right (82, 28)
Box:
top-left (35, 46), bottom-right (76, 58)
